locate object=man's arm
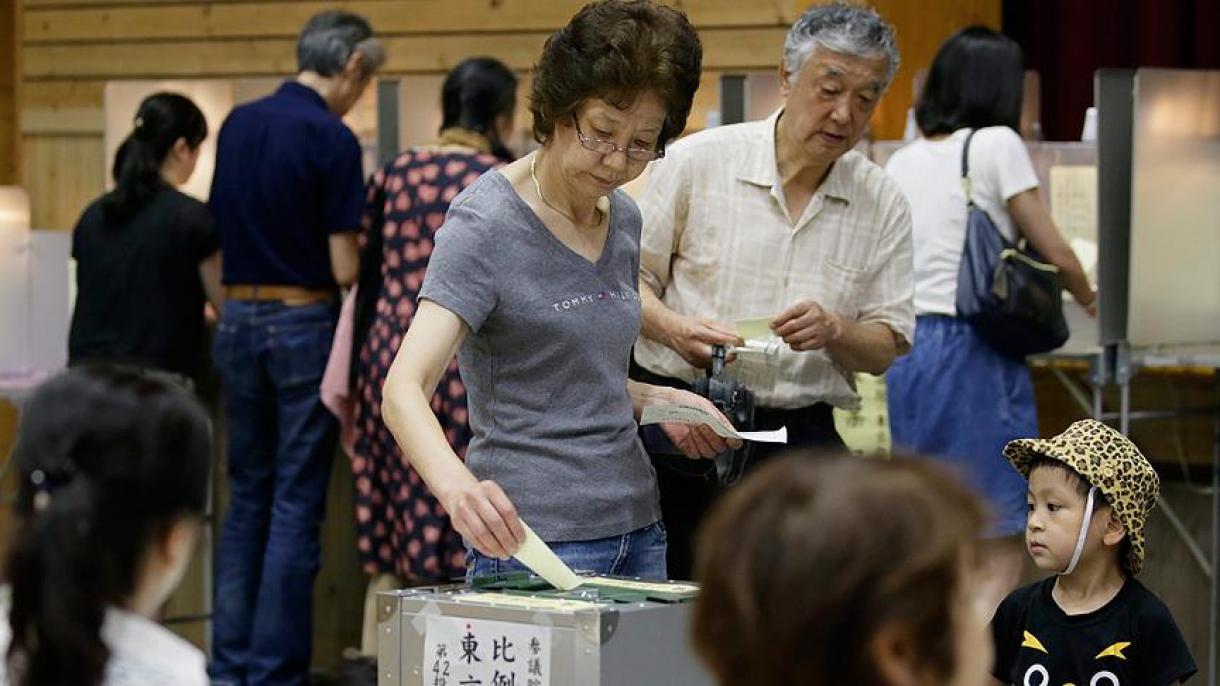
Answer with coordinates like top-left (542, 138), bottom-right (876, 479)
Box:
top-left (640, 284), bottom-right (740, 369)
top-left (636, 148), bottom-right (740, 369)
top-left (770, 300), bottom-right (901, 376)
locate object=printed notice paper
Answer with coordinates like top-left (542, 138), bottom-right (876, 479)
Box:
top-left (425, 615), bottom-right (550, 686)
top-left (639, 404), bottom-right (788, 443)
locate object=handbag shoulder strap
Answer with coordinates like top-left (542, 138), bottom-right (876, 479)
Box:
top-left (961, 127), bottom-right (979, 207)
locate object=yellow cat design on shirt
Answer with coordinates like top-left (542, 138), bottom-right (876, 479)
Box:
top-left (1020, 632), bottom-right (1132, 686)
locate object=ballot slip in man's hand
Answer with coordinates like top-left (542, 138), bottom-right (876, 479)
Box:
top-left (640, 403), bottom-right (788, 444)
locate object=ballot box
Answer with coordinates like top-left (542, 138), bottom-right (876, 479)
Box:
top-left (377, 573), bottom-right (713, 686)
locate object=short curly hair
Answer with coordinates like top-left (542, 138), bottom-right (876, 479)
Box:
top-left (529, 0), bottom-right (702, 151)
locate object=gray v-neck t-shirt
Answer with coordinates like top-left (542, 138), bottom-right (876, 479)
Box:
top-left (419, 171), bottom-right (660, 542)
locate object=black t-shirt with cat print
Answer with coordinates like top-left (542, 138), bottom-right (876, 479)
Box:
top-left (991, 577), bottom-right (1195, 686)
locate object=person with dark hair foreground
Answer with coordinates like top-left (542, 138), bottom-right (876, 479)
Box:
top-left (693, 453), bottom-right (992, 686)
top-left (68, 91), bottom-right (222, 388)
top-left (0, 368), bottom-right (212, 686)
top-left (884, 25), bottom-right (1096, 611)
top-left (381, 0), bottom-right (737, 581)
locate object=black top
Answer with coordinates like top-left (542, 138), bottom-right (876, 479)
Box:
top-left (208, 81), bottom-right (365, 287)
top-left (991, 577), bottom-right (1196, 686)
top-left (68, 185), bottom-right (218, 377)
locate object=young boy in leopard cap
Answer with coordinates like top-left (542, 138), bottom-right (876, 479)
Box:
top-left (988, 419), bottom-right (1195, 686)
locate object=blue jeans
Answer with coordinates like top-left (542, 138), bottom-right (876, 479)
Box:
top-left (465, 521), bottom-right (668, 582)
top-left (210, 300), bottom-right (338, 686)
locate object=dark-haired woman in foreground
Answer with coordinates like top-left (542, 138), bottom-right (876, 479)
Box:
top-left (68, 92), bottom-right (223, 388)
top-left (0, 368), bottom-right (212, 685)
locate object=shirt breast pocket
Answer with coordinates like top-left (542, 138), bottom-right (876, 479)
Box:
top-left (823, 259), bottom-right (867, 320)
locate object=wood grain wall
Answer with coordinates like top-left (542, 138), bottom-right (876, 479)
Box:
top-left (14, 0), bottom-right (1000, 230)
top-left (1, 0), bottom-right (18, 185)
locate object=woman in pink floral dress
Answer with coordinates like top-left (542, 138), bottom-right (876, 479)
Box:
top-left (351, 58), bottom-right (517, 588)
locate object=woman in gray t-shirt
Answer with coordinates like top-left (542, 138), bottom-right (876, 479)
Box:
top-left (380, 1), bottom-right (738, 581)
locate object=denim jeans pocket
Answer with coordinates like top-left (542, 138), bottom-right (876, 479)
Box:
top-left (269, 318), bottom-right (335, 388)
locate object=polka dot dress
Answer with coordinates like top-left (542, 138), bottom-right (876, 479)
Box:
top-left (351, 148), bottom-right (500, 580)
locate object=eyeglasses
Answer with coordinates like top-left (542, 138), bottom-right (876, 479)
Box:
top-left (572, 116), bottom-right (665, 162)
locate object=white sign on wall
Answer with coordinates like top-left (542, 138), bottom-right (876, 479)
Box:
top-left (423, 615), bottom-right (550, 686)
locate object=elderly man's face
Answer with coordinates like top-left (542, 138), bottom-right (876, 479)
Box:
top-left (779, 48), bottom-right (888, 163)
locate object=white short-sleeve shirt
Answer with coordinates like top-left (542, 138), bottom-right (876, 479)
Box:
top-left (884, 126), bottom-right (1039, 316)
top-left (0, 596), bottom-right (209, 686)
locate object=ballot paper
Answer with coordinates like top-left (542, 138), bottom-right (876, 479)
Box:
top-left (513, 521), bottom-right (584, 591)
top-left (735, 316), bottom-right (774, 341)
top-left (581, 578), bottom-right (700, 594)
top-left (639, 403), bottom-right (788, 443)
top-left (457, 592), bottom-right (602, 612)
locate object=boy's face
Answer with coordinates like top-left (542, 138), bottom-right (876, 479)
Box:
top-left (1025, 466), bottom-right (1115, 572)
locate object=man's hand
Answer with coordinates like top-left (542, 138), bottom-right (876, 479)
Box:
top-left (665, 314), bottom-right (743, 368)
top-left (772, 300), bottom-right (843, 351)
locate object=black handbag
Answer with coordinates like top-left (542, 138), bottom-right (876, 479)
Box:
top-left (954, 129), bottom-right (1069, 358)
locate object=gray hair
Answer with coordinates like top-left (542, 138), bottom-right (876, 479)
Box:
top-left (297, 10), bottom-right (386, 78)
top-left (782, 2), bottom-right (899, 88)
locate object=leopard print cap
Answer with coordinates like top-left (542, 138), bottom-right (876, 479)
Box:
top-left (1003, 419), bottom-right (1160, 575)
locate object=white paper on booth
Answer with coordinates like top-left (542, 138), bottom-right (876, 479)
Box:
top-left (512, 522), bottom-right (583, 591)
top-left (639, 404), bottom-right (788, 443)
top-left (1049, 165), bottom-right (1098, 245)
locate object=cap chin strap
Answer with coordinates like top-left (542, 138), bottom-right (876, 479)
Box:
top-left (1061, 486), bottom-right (1097, 576)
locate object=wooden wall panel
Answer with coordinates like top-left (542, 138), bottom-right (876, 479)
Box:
top-left (871, 0), bottom-right (1001, 140)
top-left (23, 29), bottom-right (789, 80)
top-left (23, 0), bottom-right (797, 42)
top-left (20, 134), bottom-right (104, 230)
top-left (1, 0), bottom-right (19, 185)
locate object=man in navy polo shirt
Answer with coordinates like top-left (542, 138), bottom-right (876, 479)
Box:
top-left (208, 11), bottom-right (383, 685)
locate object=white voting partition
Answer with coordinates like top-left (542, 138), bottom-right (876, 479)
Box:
top-left (0, 187), bottom-right (71, 391)
top-left (0, 188), bottom-right (32, 377)
top-left (1126, 69), bottom-right (1220, 348)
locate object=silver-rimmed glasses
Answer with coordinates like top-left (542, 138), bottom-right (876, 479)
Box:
top-left (572, 116), bottom-right (665, 162)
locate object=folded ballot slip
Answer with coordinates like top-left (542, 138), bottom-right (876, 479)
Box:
top-left (639, 403), bottom-right (788, 443)
top-left (512, 521), bottom-right (584, 591)
top-left (735, 316), bottom-right (775, 341)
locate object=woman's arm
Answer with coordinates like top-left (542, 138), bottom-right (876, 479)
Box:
top-left (198, 250), bottom-right (225, 315)
top-left (381, 299), bottom-right (525, 559)
top-left (1007, 189), bottom-right (1096, 313)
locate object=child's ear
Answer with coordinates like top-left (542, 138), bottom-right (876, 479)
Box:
top-left (1101, 509), bottom-right (1127, 547)
top-left (870, 623), bottom-right (923, 686)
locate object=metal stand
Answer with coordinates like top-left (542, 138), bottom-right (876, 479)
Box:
top-left (1109, 344), bottom-right (1220, 686)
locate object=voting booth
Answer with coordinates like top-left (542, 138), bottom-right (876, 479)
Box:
top-left (377, 574), bottom-right (711, 686)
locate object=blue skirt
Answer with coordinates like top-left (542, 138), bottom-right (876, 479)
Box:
top-left (887, 315), bottom-right (1036, 537)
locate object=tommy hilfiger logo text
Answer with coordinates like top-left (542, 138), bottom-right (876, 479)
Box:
top-left (551, 289), bottom-right (639, 311)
